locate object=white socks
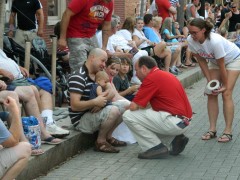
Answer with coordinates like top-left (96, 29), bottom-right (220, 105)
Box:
top-left (41, 109), bottom-right (54, 125)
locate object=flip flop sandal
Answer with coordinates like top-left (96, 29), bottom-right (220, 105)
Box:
top-left (218, 133), bottom-right (232, 143)
top-left (107, 137), bottom-right (127, 147)
top-left (184, 63), bottom-right (196, 67)
top-left (31, 149), bottom-right (45, 156)
top-left (176, 64), bottom-right (188, 69)
top-left (42, 136), bottom-right (62, 145)
top-left (94, 141), bottom-right (119, 153)
top-left (201, 131), bottom-right (217, 140)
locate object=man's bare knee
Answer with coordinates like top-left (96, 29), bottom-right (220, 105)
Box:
top-left (15, 87), bottom-right (35, 102)
top-left (108, 106), bottom-right (121, 120)
top-left (0, 91), bottom-right (19, 103)
top-left (16, 142), bottom-right (31, 158)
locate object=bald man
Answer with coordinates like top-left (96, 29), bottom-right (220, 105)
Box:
top-left (67, 48), bottom-right (127, 153)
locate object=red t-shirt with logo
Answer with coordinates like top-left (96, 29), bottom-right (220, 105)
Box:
top-left (155, 0), bottom-right (171, 21)
top-left (67, 0), bottom-right (113, 38)
top-left (133, 67), bottom-right (192, 118)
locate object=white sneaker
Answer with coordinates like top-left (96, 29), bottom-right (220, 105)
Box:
top-left (46, 122), bottom-right (70, 138)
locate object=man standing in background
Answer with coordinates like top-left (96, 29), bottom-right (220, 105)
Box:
top-left (58, 0), bottom-right (114, 73)
top-left (8, 0), bottom-right (44, 48)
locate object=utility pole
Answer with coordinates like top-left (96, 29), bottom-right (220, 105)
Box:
top-left (140, 0), bottom-right (146, 17)
top-left (0, 1), bottom-right (5, 49)
top-left (177, 0), bottom-right (186, 29)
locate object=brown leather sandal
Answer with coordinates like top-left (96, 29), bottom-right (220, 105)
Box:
top-left (107, 137), bottom-right (127, 147)
top-left (94, 141), bottom-right (119, 153)
top-left (201, 131), bottom-right (217, 140)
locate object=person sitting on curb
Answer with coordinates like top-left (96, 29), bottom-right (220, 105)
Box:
top-left (0, 48), bottom-right (69, 138)
top-left (0, 96), bottom-right (31, 179)
top-left (67, 48), bottom-right (129, 153)
top-left (0, 79), bottom-right (62, 155)
top-left (123, 56), bottom-right (193, 159)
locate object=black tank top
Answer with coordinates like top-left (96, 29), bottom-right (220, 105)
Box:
top-left (229, 13), bottom-right (240, 32)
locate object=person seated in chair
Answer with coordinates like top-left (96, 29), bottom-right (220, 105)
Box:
top-left (133, 16), bottom-right (172, 72)
top-left (143, 14), bottom-right (182, 75)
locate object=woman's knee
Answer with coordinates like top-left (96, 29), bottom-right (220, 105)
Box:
top-left (222, 90), bottom-right (233, 101)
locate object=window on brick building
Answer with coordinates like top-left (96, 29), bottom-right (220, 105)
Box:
top-left (48, 0), bottom-right (66, 25)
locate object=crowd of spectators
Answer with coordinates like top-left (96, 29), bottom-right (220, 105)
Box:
top-left (1, 0), bottom-right (240, 178)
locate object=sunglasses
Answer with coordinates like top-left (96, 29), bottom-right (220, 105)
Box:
top-left (231, 6), bottom-right (236, 8)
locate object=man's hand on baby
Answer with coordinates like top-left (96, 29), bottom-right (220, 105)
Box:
top-left (94, 95), bottom-right (108, 107)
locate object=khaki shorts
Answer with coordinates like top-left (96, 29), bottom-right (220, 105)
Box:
top-left (14, 29), bottom-right (38, 48)
top-left (75, 105), bottom-right (113, 133)
top-left (75, 100), bottom-right (129, 134)
top-left (0, 147), bottom-right (18, 178)
top-left (208, 57), bottom-right (240, 70)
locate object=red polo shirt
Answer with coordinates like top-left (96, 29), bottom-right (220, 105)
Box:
top-left (133, 67), bottom-right (192, 118)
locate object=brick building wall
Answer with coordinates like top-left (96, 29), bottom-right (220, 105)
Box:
top-left (39, 0), bottom-right (55, 51)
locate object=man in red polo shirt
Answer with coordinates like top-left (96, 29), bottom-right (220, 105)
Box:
top-left (123, 56), bottom-right (192, 159)
top-left (155, 0), bottom-right (177, 21)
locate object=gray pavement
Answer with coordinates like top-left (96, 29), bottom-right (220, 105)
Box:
top-left (38, 75), bottom-right (240, 180)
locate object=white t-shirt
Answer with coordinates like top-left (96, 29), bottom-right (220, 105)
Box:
top-left (0, 49), bottom-right (23, 79)
top-left (116, 30), bottom-right (132, 41)
top-left (107, 33), bottom-right (132, 53)
top-left (132, 28), bottom-right (149, 49)
top-left (187, 32), bottom-right (240, 65)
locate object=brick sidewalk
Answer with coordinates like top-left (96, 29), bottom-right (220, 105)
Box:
top-left (38, 76), bottom-right (240, 180)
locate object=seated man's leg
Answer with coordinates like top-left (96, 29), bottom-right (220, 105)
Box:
top-left (14, 86), bottom-right (62, 144)
top-left (32, 88), bottom-right (69, 138)
top-left (0, 141), bottom-right (31, 180)
top-left (76, 105), bottom-right (121, 153)
top-left (0, 91), bottom-right (30, 143)
top-left (0, 91), bottom-right (20, 108)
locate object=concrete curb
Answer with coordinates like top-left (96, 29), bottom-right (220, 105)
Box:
top-left (178, 67), bottom-right (203, 88)
top-left (17, 67), bottom-right (203, 180)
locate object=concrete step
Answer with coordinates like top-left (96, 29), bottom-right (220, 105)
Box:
top-left (17, 67), bottom-right (203, 180)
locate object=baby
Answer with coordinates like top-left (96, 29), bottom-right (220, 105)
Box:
top-left (89, 71), bottom-right (112, 106)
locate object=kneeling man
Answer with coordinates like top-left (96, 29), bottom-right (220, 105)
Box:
top-left (123, 56), bottom-right (192, 159)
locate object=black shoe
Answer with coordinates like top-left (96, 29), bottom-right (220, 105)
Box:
top-left (170, 134), bottom-right (189, 156)
top-left (138, 143), bottom-right (169, 159)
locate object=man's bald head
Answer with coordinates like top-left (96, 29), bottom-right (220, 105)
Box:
top-left (88, 48), bottom-right (107, 59)
top-left (86, 48), bottom-right (108, 73)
